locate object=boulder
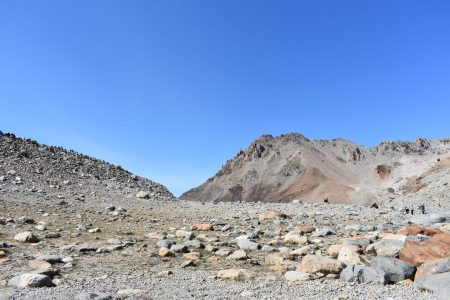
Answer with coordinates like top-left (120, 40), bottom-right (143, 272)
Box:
top-left (337, 245), bottom-right (364, 266)
top-left (369, 256), bottom-right (416, 283)
top-left (328, 244), bottom-right (343, 258)
top-left (398, 225), bottom-right (443, 237)
top-left (373, 239), bottom-right (404, 257)
top-left (297, 255), bottom-right (344, 274)
top-left (415, 257), bottom-right (450, 282)
top-left (8, 273), bottom-right (54, 288)
top-left (340, 265), bottom-right (387, 284)
top-left (417, 272), bottom-right (450, 299)
top-left (399, 233), bottom-right (450, 265)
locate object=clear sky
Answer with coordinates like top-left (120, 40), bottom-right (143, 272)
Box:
top-left (1, 1), bottom-right (450, 196)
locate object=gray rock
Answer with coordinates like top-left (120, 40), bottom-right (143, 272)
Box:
top-left (417, 272), bottom-right (450, 299)
top-left (236, 236), bottom-right (259, 251)
top-left (8, 273), bottom-right (54, 288)
top-left (261, 245), bottom-right (277, 252)
top-left (16, 216), bottom-right (35, 224)
top-left (184, 240), bottom-right (204, 249)
top-left (314, 226), bottom-right (336, 237)
top-left (340, 265), bottom-right (387, 284)
top-left (76, 292), bottom-right (112, 300)
top-left (373, 239), bottom-right (404, 257)
top-left (344, 225), bottom-right (374, 232)
top-left (376, 224), bottom-right (394, 231)
top-left (170, 244), bottom-right (188, 253)
top-left (156, 239), bottom-right (174, 248)
top-left (36, 255), bottom-right (62, 264)
top-left (369, 256), bottom-right (416, 283)
top-left (410, 213), bottom-right (450, 225)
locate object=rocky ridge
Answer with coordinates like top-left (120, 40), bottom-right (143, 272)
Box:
top-left (181, 133), bottom-right (450, 207)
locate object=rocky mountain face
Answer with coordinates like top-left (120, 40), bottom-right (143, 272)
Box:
top-left (0, 131), bottom-right (175, 205)
top-left (181, 133), bottom-right (450, 206)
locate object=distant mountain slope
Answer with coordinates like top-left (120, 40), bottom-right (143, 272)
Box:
top-left (181, 133), bottom-right (450, 205)
top-left (0, 131), bottom-right (174, 203)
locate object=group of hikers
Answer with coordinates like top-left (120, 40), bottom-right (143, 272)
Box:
top-left (322, 198), bottom-right (427, 215)
top-left (405, 204), bottom-right (426, 215)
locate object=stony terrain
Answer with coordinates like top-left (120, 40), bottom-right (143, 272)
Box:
top-left (182, 133), bottom-right (450, 208)
top-left (1, 131), bottom-right (450, 300)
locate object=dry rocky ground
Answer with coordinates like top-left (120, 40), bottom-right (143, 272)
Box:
top-left (1, 132), bottom-right (450, 300)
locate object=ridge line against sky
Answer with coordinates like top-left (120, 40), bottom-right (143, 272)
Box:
top-left (1, 1), bottom-right (450, 195)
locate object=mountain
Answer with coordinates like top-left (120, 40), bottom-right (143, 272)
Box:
top-left (181, 133), bottom-right (450, 205)
top-left (0, 130), bottom-right (174, 204)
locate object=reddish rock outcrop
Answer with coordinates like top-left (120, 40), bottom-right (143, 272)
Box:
top-left (399, 233), bottom-right (450, 265)
top-left (398, 225), bottom-right (443, 237)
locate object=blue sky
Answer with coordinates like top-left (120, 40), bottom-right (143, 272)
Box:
top-left (1, 1), bottom-right (450, 196)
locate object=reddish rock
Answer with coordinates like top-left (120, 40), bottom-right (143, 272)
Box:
top-left (399, 233), bottom-right (450, 265)
top-left (294, 226), bottom-right (316, 234)
top-left (190, 224), bottom-right (213, 231)
top-left (258, 209), bottom-right (290, 221)
top-left (398, 225), bottom-right (443, 237)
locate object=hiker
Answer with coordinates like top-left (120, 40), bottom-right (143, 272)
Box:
top-left (405, 207), bottom-right (410, 214)
top-left (419, 204), bottom-right (426, 214)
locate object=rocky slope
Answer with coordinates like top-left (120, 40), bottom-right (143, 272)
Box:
top-left (0, 130), bottom-right (175, 205)
top-left (181, 133), bottom-right (450, 206)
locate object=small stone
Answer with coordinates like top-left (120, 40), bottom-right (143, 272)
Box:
top-left (191, 224), bottom-right (213, 231)
top-left (226, 249), bottom-right (248, 260)
top-left (158, 247), bottom-right (174, 257)
top-left (136, 191), bottom-right (150, 199)
top-left (76, 292), bottom-right (112, 300)
top-left (116, 289), bottom-right (144, 296)
top-left (284, 232), bottom-right (308, 245)
top-left (217, 269), bottom-right (248, 280)
top-left (8, 273), bottom-right (54, 288)
top-left (14, 231), bottom-right (39, 243)
top-left (284, 271), bottom-right (312, 282)
top-left (36, 255), bottom-right (62, 264)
